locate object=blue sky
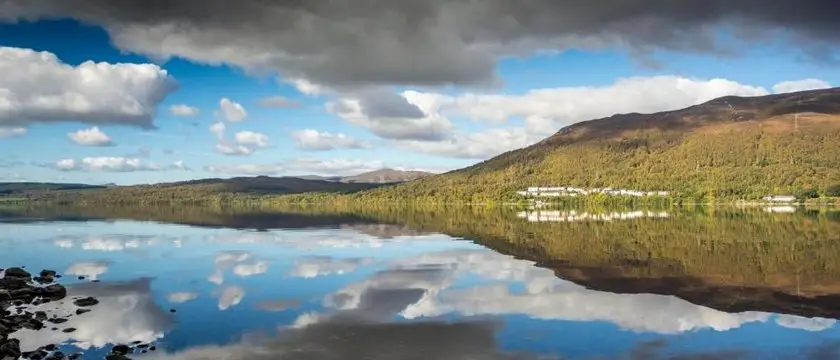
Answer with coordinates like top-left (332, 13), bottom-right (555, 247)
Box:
top-left (0, 4), bottom-right (838, 185)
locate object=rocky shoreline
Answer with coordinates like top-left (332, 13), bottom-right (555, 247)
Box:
top-left (1, 267), bottom-right (158, 360)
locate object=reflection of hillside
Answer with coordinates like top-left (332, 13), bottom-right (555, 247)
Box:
top-left (0, 205), bottom-right (376, 231)
top-left (517, 210), bottom-right (669, 222)
top-left (6, 204), bottom-right (840, 319)
top-left (339, 224), bottom-right (437, 238)
top-left (260, 205), bottom-right (840, 319)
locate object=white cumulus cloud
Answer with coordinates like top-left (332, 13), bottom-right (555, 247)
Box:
top-left (219, 97), bottom-right (247, 122)
top-left (169, 104), bottom-right (200, 117)
top-left (772, 79), bottom-right (832, 94)
top-left (291, 129), bottom-right (372, 151)
top-left (65, 261), bottom-right (110, 280)
top-left (205, 158), bottom-right (384, 176)
top-left (0, 46), bottom-right (176, 129)
top-left (234, 131), bottom-right (270, 148)
top-left (51, 157), bottom-right (188, 172)
top-left (167, 292), bottom-right (199, 304)
top-left (67, 126), bottom-right (115, 146)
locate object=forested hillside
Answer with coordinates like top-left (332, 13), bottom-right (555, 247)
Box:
top-left (353, 88), bottom-right (840, 202)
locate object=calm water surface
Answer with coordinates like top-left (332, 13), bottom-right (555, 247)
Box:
top-left (2, 206), bottom-right (840, 359)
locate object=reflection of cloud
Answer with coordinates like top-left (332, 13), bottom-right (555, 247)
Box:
top-left (49, 235), bottom-right (157, 252)
top-left (254, 299), bottom-right (301, 312)
top-left (288, 256), bottom-right (371, 278)
top-left (219, 286), bottom-right (245, 311)
top-left (208, 270), bottom-right (224, 285)
top-left (775, 315), bottom-right (837, 332)
top-left (167, 292), bottom-right (199, 304)
top-left (12, 278), bottom-right (174, 351)
top-left (65, 261), bottom-right (110, 280)
top-left (215, 250), bottom-right (252, 268)
top-left (142, 321), bottom-right (535, 360)
top-left (309, 249), bottom-right (788, 335)
top-left (233, 260), bottom-right (268, 277)
top-left (207, 230), bottom-right (446, 250)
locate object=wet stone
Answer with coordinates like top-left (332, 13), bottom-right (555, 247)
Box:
top-left (74, 309), bottom-right (90, 316)
top-left (61, 328), bottom-right (76, 333)
top-left (3, 267), bottom-right (30, 279)
top-left (72, 297), bottom-right (98, 307)
top-left (111, 344), bottom-right (131, 355)
top-left (47, 318), bottom-right (68, 324)
top-left (39, 284), bottom-right (67, 299)
top-left (34, 311), bottom-right (47, 321)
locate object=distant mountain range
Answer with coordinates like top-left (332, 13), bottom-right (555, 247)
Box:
top-left (0, 169), bottom-right (435, 200)
top-left (294, 169), bottom-right (434, 184)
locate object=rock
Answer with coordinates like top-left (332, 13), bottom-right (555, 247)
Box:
top-left (10, 287), bottom-right (35, 299)
top-left (72, 297), bottom-right (98, 307)
top-left (21, 319), bottom-right (44, 331)
top-left (61, 328), bottom-right (76, 333)
top-left (105, 355), bottom-right (130, 360)
top-left (3, 268), bottom-right (30, 279)
top-left (47, 318), bottom-right (68, 324)
top-left (43, 344), bottom-right (57, 351)
top-left (74, 309), bottom-right (90, 315)
top-left (169, 309), bottom-right (176, 313)
top-left (149, 346), bottom-right (156, 351)
top-left (111, 344), bottom-right (131, 355)
top-left (76, 276), bottom-right (85, 280)
top-left (34, 311), bottom-right (47, 321)
top-left (0, 339), bottom-right (21, 359)
top-left (39, 284), bottom-right (67, 299)
top-left (0, 277), bottom-right (28, 291)
top-left (68, 354), bottom-right (81, 360)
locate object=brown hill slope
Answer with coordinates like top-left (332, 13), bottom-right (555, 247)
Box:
top-left (356, 87), bottom-right (840, 202)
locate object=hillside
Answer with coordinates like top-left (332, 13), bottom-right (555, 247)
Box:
top-left (0, 182), bottom-right (106, 195)
top-left (27, 176), bottom-right (381, 204)
top-left (355, 87), bottom-right (840, 202)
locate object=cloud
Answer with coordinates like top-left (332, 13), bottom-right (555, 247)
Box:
top-left (290, 129), bottom-right (372, 151)
top-left (67, 126), bottom-right (116, 146)
top-left (219, 97), bottom-right (247, 122)
top-left (167, 291), bottom-right (199, 304)
top-left (0, 126), bottom-right (26, 138)
top-left (205, 158), bottom-right (385, 176)
top-left (12, 278), bottom-right (174, 351)
top-left (392, 76), bottom-right (829, 159)
top-left (288, 256), bottom-right (372, 278)
top-left (53, 157), bottom-right (168, 172)
top-left (209, 121), bottom-right (225, 139)
top-left (215, 142), bottom-right (254, 156)
top-left (5, 1), bottom-right (839, 92)
top-left (327, 90), bottom-right (452, 141)
top-left (400, 127), bottom-right (535, 159)
top-left (169, 104), bottom-right (200, 116)
top-left (65, 261), bottom-right (110, 280)
top-left (0, 46), bottom-right (176, 129)
top-left (258, 95), bottom-right (301, 108)
top-left (170, 160), bottom-right (190, 170)
top-left (772, 79), bottom-right (833, 94)
top-left (234, 131), bottom-right (270, 148)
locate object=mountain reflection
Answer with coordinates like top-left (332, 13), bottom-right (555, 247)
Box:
top-left (3, 205), bottom-right (840, 359)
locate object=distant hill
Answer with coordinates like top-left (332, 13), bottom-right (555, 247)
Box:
top-left (291, 169), bottom-right (433, 184)
top-left (0, 182), bottom-right (105, 195)
top-left (339, 169), bottom-right (434, 183)
top-left (354, 87), bottom-right (840, 202)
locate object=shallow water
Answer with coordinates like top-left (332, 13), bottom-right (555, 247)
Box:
top-left (2, 206), bottom-right (840, 359)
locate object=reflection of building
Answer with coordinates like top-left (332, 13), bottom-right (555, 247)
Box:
top-left (517, 186), bottom-right (669, 198)
top-left (516, 210), bottom-right (670, 222)
top-left (762, 195), bottom-right (797, 203)
top-left (763, 206), bottom-right (797, 213)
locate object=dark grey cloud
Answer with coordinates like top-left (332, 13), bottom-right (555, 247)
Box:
top-left (3, 0), bottom-right (838, 89)
top-left (356, 89), bottom-right (426, 119)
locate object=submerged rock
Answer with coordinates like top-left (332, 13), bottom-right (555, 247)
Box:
top-left (72, 297), bottom-right (99, 307)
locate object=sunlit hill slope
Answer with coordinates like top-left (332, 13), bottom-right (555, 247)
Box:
top-left (355, 87), bottom-right (840, 202)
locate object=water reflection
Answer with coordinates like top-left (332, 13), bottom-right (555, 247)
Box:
top-left (2, 206), bottom-right (840, 359)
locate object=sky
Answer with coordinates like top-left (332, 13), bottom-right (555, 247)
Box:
top-left (0, 1), bottom-right (839, 185)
